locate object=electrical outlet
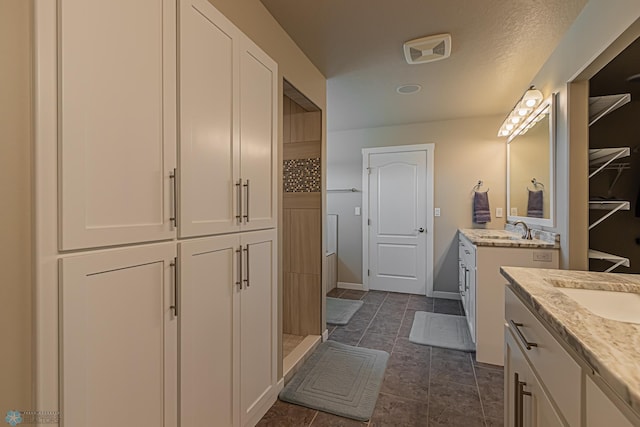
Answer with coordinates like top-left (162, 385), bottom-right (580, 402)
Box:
top-left (496, 207), bottom-right (503, 218)
top-left (533, 251), bottom-right (553, 262)
top-left (434, 208), bottom-right (441, 217)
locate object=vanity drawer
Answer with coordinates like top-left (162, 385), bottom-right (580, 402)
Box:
top-left (505, 287), bottom-right (581, 427)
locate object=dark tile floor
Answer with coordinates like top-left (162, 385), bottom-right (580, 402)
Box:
top-left (258, 289), bottom-right (505, 427)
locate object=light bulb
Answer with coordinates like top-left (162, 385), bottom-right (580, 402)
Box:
top-left (525, 99), bottom-right (537, 107)
top-left (518, 108), bottom-right (529, 116)
top-left (501, 130), bottom-right (510, 136)
top-left (511, 117), bottom-right (521, 124)
top-left (506, 124), bottom-right (514, 130)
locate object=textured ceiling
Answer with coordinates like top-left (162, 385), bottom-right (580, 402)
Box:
top-left (261, 0), bottom-right (587, 131)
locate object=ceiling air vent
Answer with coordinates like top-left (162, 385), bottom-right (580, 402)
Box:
top-left (403, 34), bottom-right (451, 65)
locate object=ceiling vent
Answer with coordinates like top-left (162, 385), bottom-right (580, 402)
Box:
top-left (403, 34), bottom-right (451, 65)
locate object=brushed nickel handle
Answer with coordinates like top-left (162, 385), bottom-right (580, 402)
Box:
top-left (510, 320), bottom-right (538, 350)
top-left (243, 180), bottom-right (250, 222)
top-left (170, 257), bottom-right (178, 317)
top-left (243, 245), bottom-right (250, 288)
top-left (235, 179), bottom-right (243, 223)
top-left (169, 169), bottom-right (177, 227)
top-left (515, 372), bottom-right (532, 427)
top-left (236, 246), bottom-right (243, 290)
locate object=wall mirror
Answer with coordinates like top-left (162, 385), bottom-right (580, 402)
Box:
top-left (507, 94), bottom-right (556, 227)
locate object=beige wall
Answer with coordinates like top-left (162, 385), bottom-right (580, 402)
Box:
top-left (528, 1), bottom-right (640, 269)
top-left (0, 0), bottom-right (33, 416)
top-left (327, 115), bottom-right (506, 293)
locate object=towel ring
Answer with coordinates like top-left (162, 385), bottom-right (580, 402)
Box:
top-left (472, 180), bottom-right (489, 193)
top-left (528, 178), bottom-right (544, 191)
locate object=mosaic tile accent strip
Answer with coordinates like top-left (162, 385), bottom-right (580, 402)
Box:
top-left (284, 158), bottom-right (321, 192)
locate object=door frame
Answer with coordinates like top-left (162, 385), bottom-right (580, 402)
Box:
top-left (361, 144), bottom-right (435, 296)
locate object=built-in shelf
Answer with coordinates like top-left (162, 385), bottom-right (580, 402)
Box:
top-left (589, 94), bottom-right (631, 127)
top-left (589, 147), bottom-right (631, 179)
top-left (588, 201), bottom-right (630, 230)
top-left (588, 200), bottom-right (630, 210)
top-left (588, 249), bottom-right (630, 273)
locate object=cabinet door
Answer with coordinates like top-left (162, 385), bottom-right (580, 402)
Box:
top-left (240, 230), bottom-right (278, 425)
top-left (505, 327), bottom-right (564, 427)
top-left (178, 0), bottom-right (241, 238)
top-left (59, 0), bottom-right (177, 250)
top-left (239, 38), bottom-right (278, 231)
top-left (467, 265), bottom-right (477, 343)
top-left (179, 234), bottom-right (240, 427)
top-left (61, 243), bottom-right (177, 427)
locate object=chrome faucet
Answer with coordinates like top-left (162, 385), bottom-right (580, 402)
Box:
top-left (513, 221), bottom-right (533, 240)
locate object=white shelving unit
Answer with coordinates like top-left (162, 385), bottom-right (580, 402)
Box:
top-left (588, 249), bottom-right (631, 272)
top-left (588, 94), bottom-right (631, 126)
top-left (587, 94), bottom-right (631, 272)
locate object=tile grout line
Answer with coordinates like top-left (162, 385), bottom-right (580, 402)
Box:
top-left (307, 410), bottom-right (319, 426)
top-left (390, 295), bottom-right (411, 355)
top-left (470, 353), bottom-right (490, 427)
top-left (355, 292), bottom-right (389, 347)
top-left (426, 334), bottom-right (432, 425)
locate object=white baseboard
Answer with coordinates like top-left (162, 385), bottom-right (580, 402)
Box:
top-left (337, 281), bottom-right (364, 291)
top-left (433, 291), bottom-right (461, 300)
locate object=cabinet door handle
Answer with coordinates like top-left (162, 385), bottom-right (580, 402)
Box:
top-left (235, 179), bottom-right (243, 223)
top-left (243, 180), bottom-right (250, 222)
top-left (514, 372), bottom-right (532, 427)
top-left (236, 246), bottom-right (243, 290)
top-left (170, 257), bottom-right (178, 317)
top-left (465, 268), bottom-right (470, 292)
top-left (510, 320), bottom-right (538, 350)
top-left (243, 245), bottom-right (250, 288)
top-left (169, 169), bottom-right (177, 227)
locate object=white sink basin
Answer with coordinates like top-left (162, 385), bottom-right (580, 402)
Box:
top-left (554, 287), bottom-right (640, 324)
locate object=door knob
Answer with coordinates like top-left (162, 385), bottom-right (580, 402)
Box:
top-left (418, 228), bottom-right (425, 233)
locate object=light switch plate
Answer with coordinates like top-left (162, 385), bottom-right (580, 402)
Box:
top-left (354, 206), bottom-right (361, 216)
top-left (434, 208), bottom-right (441, 217)
top-left (496, 207), bottom-right (503, 218)
top-left (510, 207), bottom-right (518, 216)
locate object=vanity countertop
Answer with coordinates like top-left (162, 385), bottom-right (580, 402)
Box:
top-left (459, 228), bottom-right (559, 249)
top-left (501, 266), bottom-right (640, 413)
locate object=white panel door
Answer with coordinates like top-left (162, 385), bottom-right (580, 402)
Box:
top-left (238, 39), bottom-right (278, 231)
top-left (179, 234), bottom-right (240, 427)
top-left (59, 0), bottom-right (177, 250)
top-left (368, 151), bottom-right (427, 294)
top-left (178, 0), bottom-right (241, 238)
top-left (240, 229), bottom-right (277, 425)
top-left (61, 243), bottom-right (177, 427)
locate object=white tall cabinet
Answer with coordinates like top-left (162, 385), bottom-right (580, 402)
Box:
top-left (179, 230), bottom-right (278, 427)
top-left (179, 0), bottom-right (277, 238)
top-left (35, 0), bottom-right (279, 425)
top-left (59, 0), bottom-right (177, 250)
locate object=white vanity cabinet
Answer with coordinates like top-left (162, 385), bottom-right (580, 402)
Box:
top-left (458, 231), bottom-right (559, 366)
top-left (504, 286), bottom-right (640, 427)
top-left (178, 0), bottom-right (277, 239)
top-left (458, 236), bottom-right (477, 341)
top-left (505, 327), bottom-right (564, 427)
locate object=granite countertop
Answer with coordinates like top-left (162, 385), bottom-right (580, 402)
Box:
top-left (501, 266), bottom-right (640, 413)
top-left (459, 228), bottom-right (559, 249)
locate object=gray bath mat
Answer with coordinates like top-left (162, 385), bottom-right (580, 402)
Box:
top-left (409, 311), bottom-right (475, 352)
top-left (279, 341), bottom-right (388, 421)
top-left (326, 297), bottom-right (364, 325)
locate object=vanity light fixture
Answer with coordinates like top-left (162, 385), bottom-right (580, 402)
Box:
top-left (497, 87), bottom-right (543, 140)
